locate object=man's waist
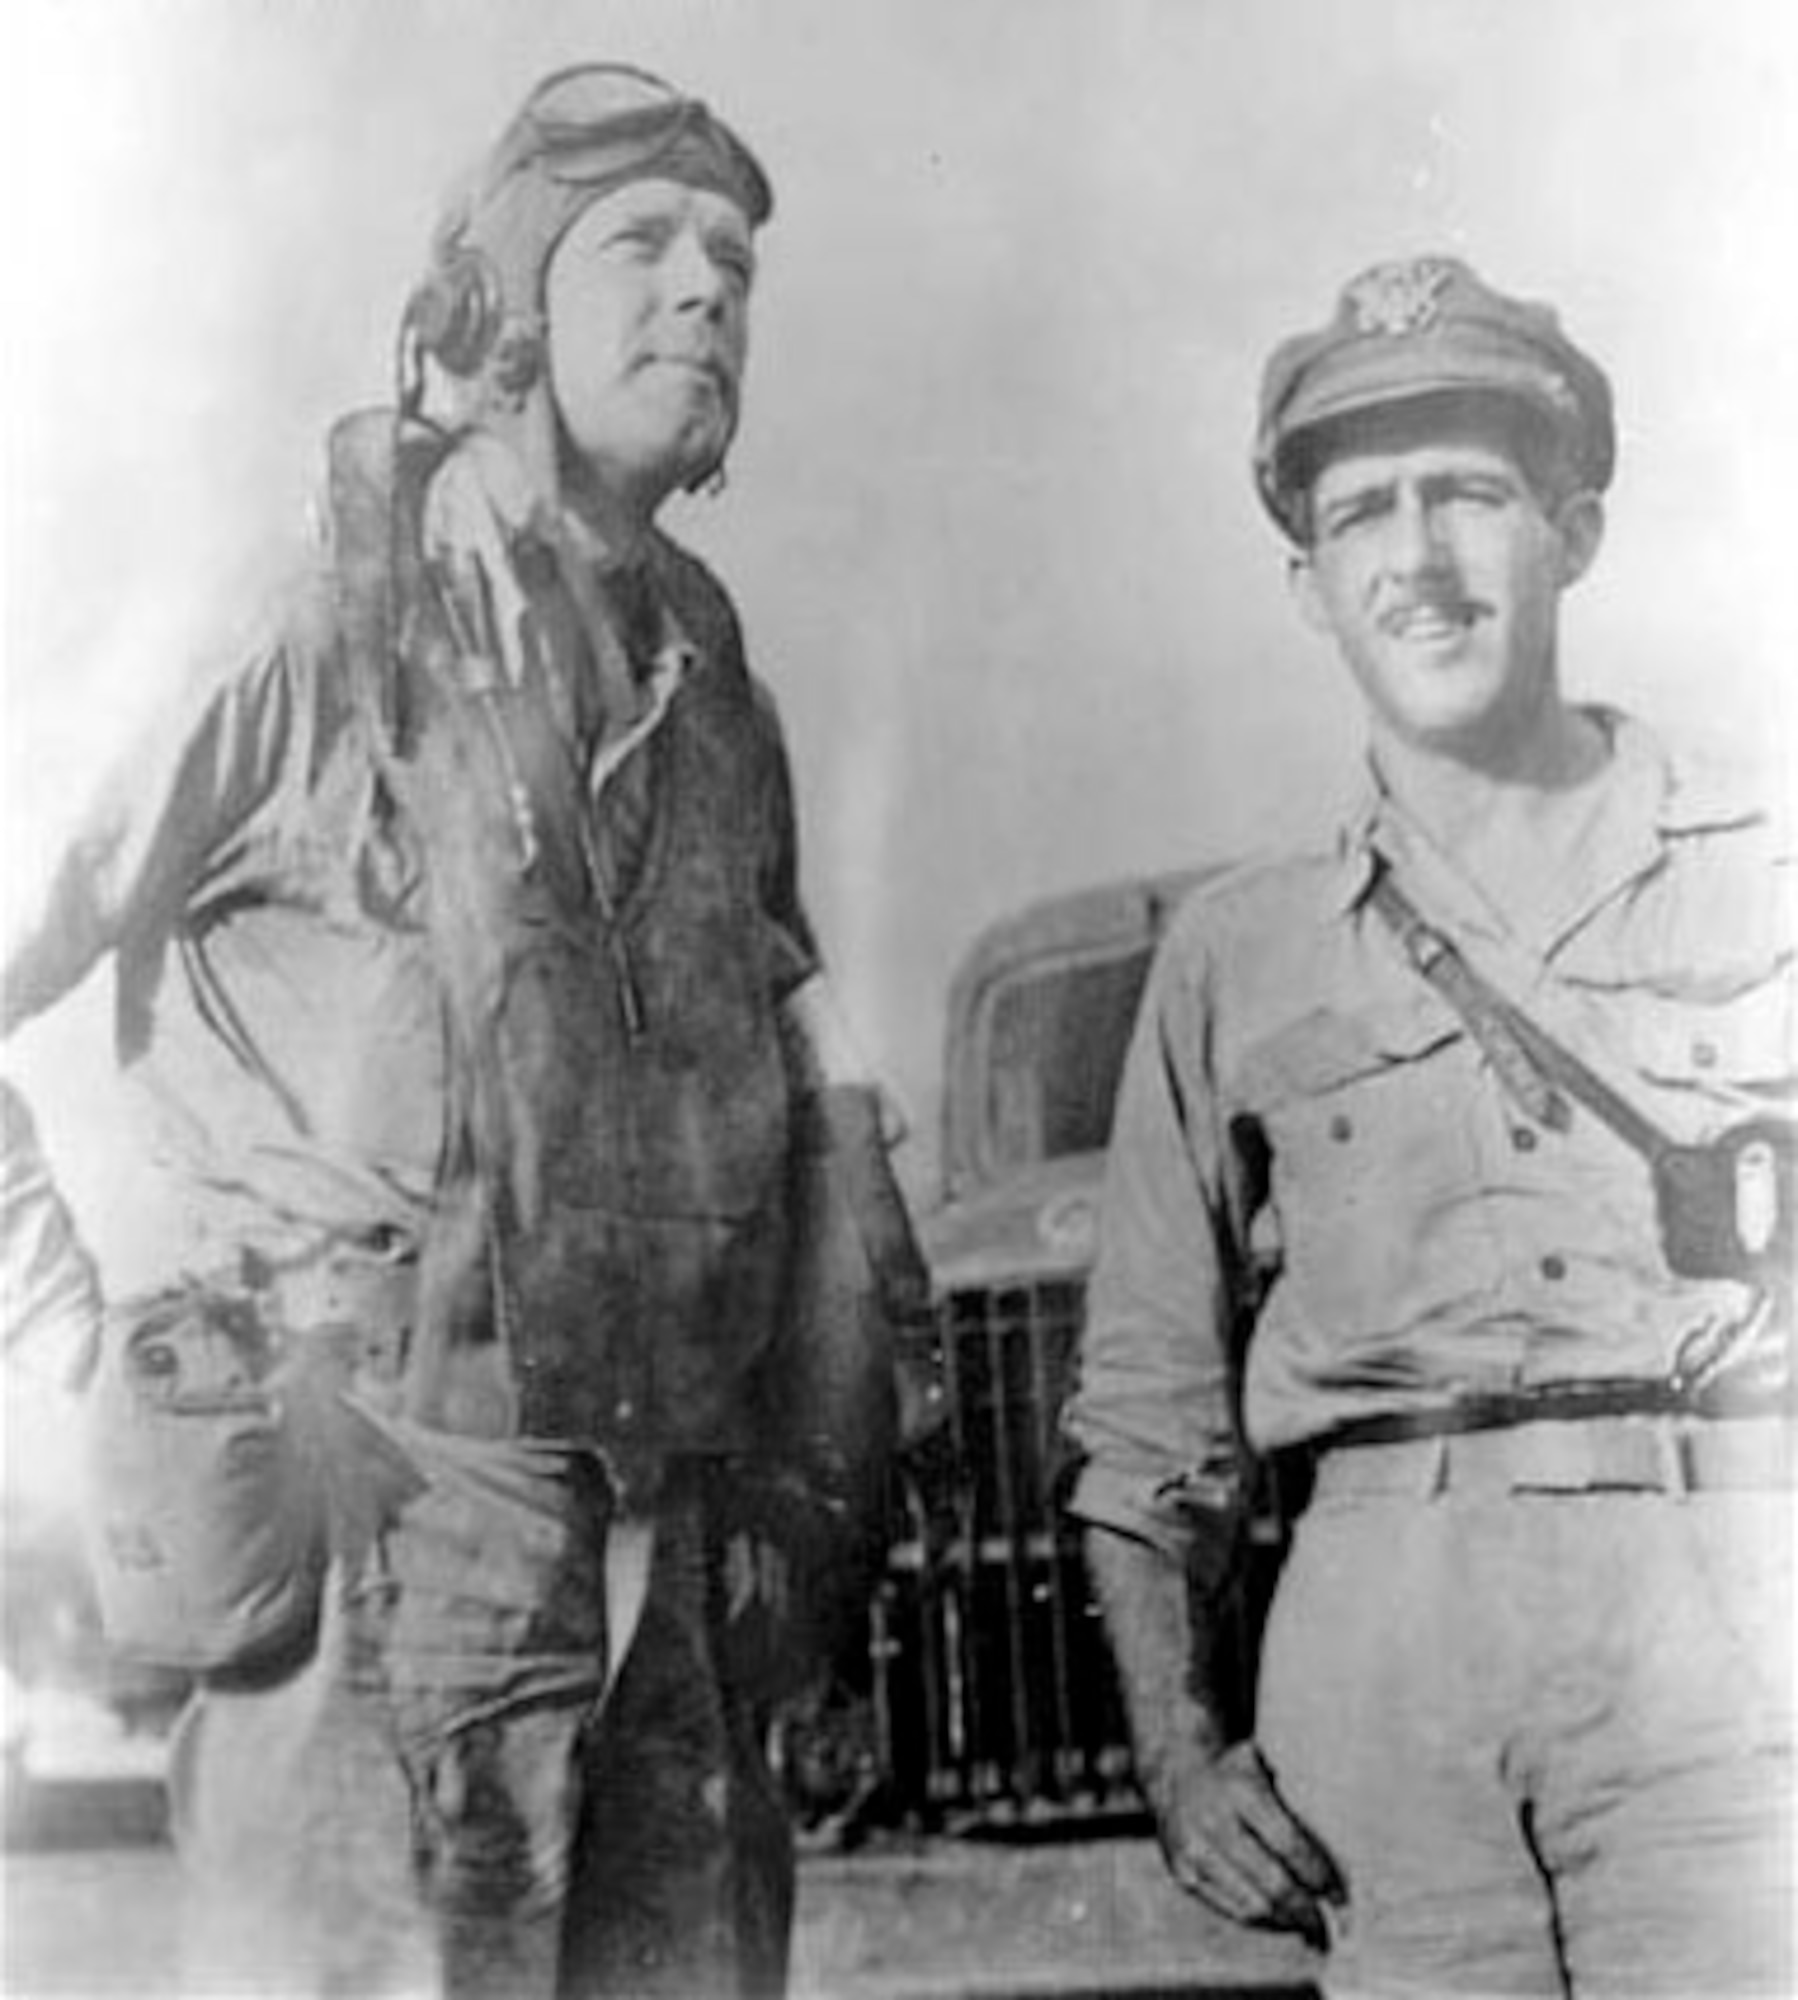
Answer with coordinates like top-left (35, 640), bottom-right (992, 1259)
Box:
top-left (1319, 1368), bottom-right (1788, 1445)
top-left (1311, 1387), bottom-right (1794, 1499)
top-left (238, 1250), bottom-right (775, 1458)
top-left (333, 1396), bottom-right (774, 1521)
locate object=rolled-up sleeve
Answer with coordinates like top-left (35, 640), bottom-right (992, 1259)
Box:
top-left (1061, 916), bottom-right (1247, 1568)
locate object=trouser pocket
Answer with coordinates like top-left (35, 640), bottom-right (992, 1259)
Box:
top-left (380, 1428), bottom-right (615, 1752)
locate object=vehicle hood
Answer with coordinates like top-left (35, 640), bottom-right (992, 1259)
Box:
top-left (919, 1152), bottom-right (1106, 1294)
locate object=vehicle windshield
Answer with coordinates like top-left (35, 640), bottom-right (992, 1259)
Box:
top-left (981, 948), bottom-right (1154, 1173)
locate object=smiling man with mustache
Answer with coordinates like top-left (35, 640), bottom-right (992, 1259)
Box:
top-left (1288, 396), bottom-right (1606, 823)
top-left (1063, 257), bottom-right (1794, 1997)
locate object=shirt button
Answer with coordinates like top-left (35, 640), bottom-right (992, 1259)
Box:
top-left (1540, 1254), bottom-right (1567, 1281)
top-left (1691, 1040), bottom-right (1718, 1070)
top-left (1328, 1113), bottom-right (1354, 1143)
top-left (1511, 1126), bottom-right (1538, 1153)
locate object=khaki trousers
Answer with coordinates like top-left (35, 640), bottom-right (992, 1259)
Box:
top-left (1258, 1441), bottom-right (1795, 1998)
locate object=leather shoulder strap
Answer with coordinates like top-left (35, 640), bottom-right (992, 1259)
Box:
top-left (1368, 867), bottom-right (1674, 1161)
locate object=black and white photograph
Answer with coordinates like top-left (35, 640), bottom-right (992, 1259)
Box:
top-left (2, 3), bottom-right (1793, 1996)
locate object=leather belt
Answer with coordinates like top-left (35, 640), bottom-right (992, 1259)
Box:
top-left (1319, 1373), bottom-right (1788, 1444)
top-left (1311, 1411), bottom-right (1794, 1499)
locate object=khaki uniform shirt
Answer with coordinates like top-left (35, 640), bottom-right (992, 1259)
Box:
top-left (1064, 710), bottom-right (1795, 1562)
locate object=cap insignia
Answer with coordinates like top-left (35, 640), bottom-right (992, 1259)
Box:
top-left (1345, 258), bottom-right (1455, 337)
top-left (1541, 371), bottom-right (1579, 417)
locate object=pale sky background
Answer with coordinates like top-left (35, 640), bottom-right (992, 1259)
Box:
top-left (2, 0), bottom-right (1795, 1261)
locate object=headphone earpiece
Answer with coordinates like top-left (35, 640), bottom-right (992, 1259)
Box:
top-left (405, 248), bottom-right (505, 378)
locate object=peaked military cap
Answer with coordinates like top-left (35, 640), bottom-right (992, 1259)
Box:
top-left (1254, 255), bottom-right (1616, 541)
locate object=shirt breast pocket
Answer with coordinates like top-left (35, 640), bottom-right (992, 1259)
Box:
top-left (1237, 997), bottom-right (1471, 1331)
top-left (1623, 973), bottom-right (1794, 1119)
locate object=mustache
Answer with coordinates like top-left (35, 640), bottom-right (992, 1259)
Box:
top-left (1376, 586), bottom-right (1489, 631)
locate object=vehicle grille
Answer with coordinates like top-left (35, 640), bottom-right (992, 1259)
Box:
top-left (869, 1278), bottom-right (1139, 1826)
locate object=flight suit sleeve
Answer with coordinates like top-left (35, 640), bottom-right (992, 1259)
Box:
top-left (2, 617), bottom-right (319, 1040)
top-left (745, 676), bottom-right (822, 1004)
top-left (0, 1076), bottom-right (102, 1385)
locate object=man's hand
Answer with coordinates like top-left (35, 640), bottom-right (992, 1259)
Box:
top-left (1144, 1736), bottom-right (1345, 1949)
top-left (1083, 1521), bottom-right (1346, 1948)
